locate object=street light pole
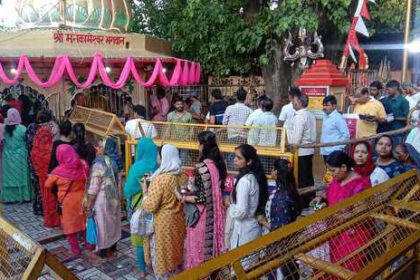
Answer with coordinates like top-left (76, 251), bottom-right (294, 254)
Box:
top-left (402, 0), bottom-right (413, 81)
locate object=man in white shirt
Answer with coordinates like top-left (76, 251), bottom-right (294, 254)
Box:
top-left (248, 97), bottom-right (278, 146)
top-left (287, 91), bottom-right (316, 206)
top-left (245, 95), bottom-right (266, 127)
top-left (402, 81), bottom-right (420, 110)
top-left (223, 88), bottom-right (253, 170)
top-left (278, 87), bottom-right (298, 127)
top-left (222, 88), bottom-right (253, 142)
top-left (125, 105), bottom-right (158, 139)
top-left (246, 95), bottom-right (265, 145)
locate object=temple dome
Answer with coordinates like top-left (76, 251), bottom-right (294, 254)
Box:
top-left (0, 0), bottom-right (132, 32)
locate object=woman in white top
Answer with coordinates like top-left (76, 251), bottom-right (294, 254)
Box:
top-left (352, 141), bottom-right (389, 186)
top-left (228, 144), bottom-right (268, 250)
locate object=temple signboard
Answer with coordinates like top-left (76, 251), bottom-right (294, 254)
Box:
top-left (300, 86), bottom-right (329, 112)
top-left (53, 31), bottom-right (127, 47)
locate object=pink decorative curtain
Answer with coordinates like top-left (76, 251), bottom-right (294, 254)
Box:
top-left (0, 53), bottom-right (201, 88)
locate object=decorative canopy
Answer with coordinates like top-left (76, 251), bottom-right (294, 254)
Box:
top-left (0, 52), bottom-right (201, 89)
top-left (0, 29), bottom-right (201, 88)
top-left (0, 1), bottom-right (202, 88)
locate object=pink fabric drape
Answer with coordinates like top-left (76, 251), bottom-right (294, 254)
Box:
top-left (0, 53), bottom-right (200, 88)
top-left (180, 60), bottom-right (190, 86)
top-left (184, 159), bottom-right (225, 269)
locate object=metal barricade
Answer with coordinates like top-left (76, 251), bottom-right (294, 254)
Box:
top-left (172, 170), bottom-right (420, 280)
top-left (125, 121), bottom-right (294, 177)
top-left (0, 216), bottom-right (77, 280)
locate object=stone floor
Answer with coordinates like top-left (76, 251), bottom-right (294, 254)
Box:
top-left (2, 203), bottom-right (155, 279)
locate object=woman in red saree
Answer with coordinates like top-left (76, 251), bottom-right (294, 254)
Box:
top-left (31, 111), bottom-right (59, 227)
top-left (325, 151), bottom-right (371, 274)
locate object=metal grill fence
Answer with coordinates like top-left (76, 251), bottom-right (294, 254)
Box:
top-left (343, 69), bottom-right (379, 96)
top-left (0, 216), bottom-right (77, 280)
top-left (0, 228), bottom-right (34, 279)
top-left (173, 170), bottom-right (420, 280)
top-left (125, 121), bottom-right (292, 177)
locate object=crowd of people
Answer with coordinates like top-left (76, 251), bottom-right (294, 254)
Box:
top-left (0, 79), bottom-right (419, 279)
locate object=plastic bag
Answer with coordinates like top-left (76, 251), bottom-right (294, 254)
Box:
top-left (130, 208), bottom-right (154, 237)
top-left (86, 217), bottom-right (98, 245)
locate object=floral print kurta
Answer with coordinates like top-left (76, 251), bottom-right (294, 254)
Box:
top-left (143, 173), bottom-right (187, 276)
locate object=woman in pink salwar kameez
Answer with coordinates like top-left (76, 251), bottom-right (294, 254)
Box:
top-left (325, 151), bottom-right (371, 275)
top-left (178, 131), bottom-right (227, 269)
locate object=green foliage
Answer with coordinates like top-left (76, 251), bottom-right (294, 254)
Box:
top-left (369, 0), bottom-right (407, 33)
top-left (132, 0), bottom-right (406, 76)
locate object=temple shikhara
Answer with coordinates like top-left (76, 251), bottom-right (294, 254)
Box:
top-left (0, 0), bottom-right (200, 119)
top-left (0, 1), bottom-right (419, 280)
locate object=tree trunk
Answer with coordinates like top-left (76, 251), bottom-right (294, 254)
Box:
top-left (261, 42), bottom-right (293, 114)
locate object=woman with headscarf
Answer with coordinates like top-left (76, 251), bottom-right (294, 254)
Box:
top-left (182, 131), bottom-right (227, 269)
top-left (142, 144), bottom-right (187, 279)
top-left (48, 120), bottom-right (73, 173)
top-left (393, 143), bottom-right (420, 171)
top-left (84, 138), bottom-right (122, 261)
top-left (45, 145), bottom-right (94, 257)
top-left (351, 141), bottom-right (390, 186)
top-left (2, 108), bottom-right (32, 203)
top-left (124, 138), bottom-right (158, 277)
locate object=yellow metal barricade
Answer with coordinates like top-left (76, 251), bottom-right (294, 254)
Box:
top-left (173, 170), bottom-right (420, 280)
top-left (68, 106), bottom-right (128, 142)
top-left (0, 216), bottom-right (77, 280)
top-left (125, 121), bottom-right (294, 177)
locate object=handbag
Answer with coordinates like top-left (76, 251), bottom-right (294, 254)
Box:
top-left (183, 202), bottom-right (200, 228)
top-left (86, 216), bottom-right (98, 245)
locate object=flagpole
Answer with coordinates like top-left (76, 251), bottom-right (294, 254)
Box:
top-left (402, 0), bottom-right (413, 81)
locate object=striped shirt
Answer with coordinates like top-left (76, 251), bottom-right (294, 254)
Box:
top-left (286, 108), bottom-right (316, 156)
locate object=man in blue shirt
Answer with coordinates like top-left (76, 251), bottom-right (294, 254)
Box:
top-left (384, 80), bottom-right (409, 144)
top-left (320, 96), bottom-right (350, 161)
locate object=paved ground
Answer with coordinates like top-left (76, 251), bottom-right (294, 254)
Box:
top-left (2, 181), bottom-right (327, 279)
top-left (2, 203), bottom-right (155, 279)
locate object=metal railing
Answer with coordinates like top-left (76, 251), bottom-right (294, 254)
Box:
top-left (0, 216), bottom-right (77, 280)
top-left (125, 121), bottom-right (294, 178)
top-left (173, 170), bottom-right (420, 280)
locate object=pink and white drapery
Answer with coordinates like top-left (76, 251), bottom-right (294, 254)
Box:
top-left (0, 52), bottom-right (201, 88)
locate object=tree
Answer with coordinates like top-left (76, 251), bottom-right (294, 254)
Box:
top-left (132, 0), bottom-right (407, 108)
